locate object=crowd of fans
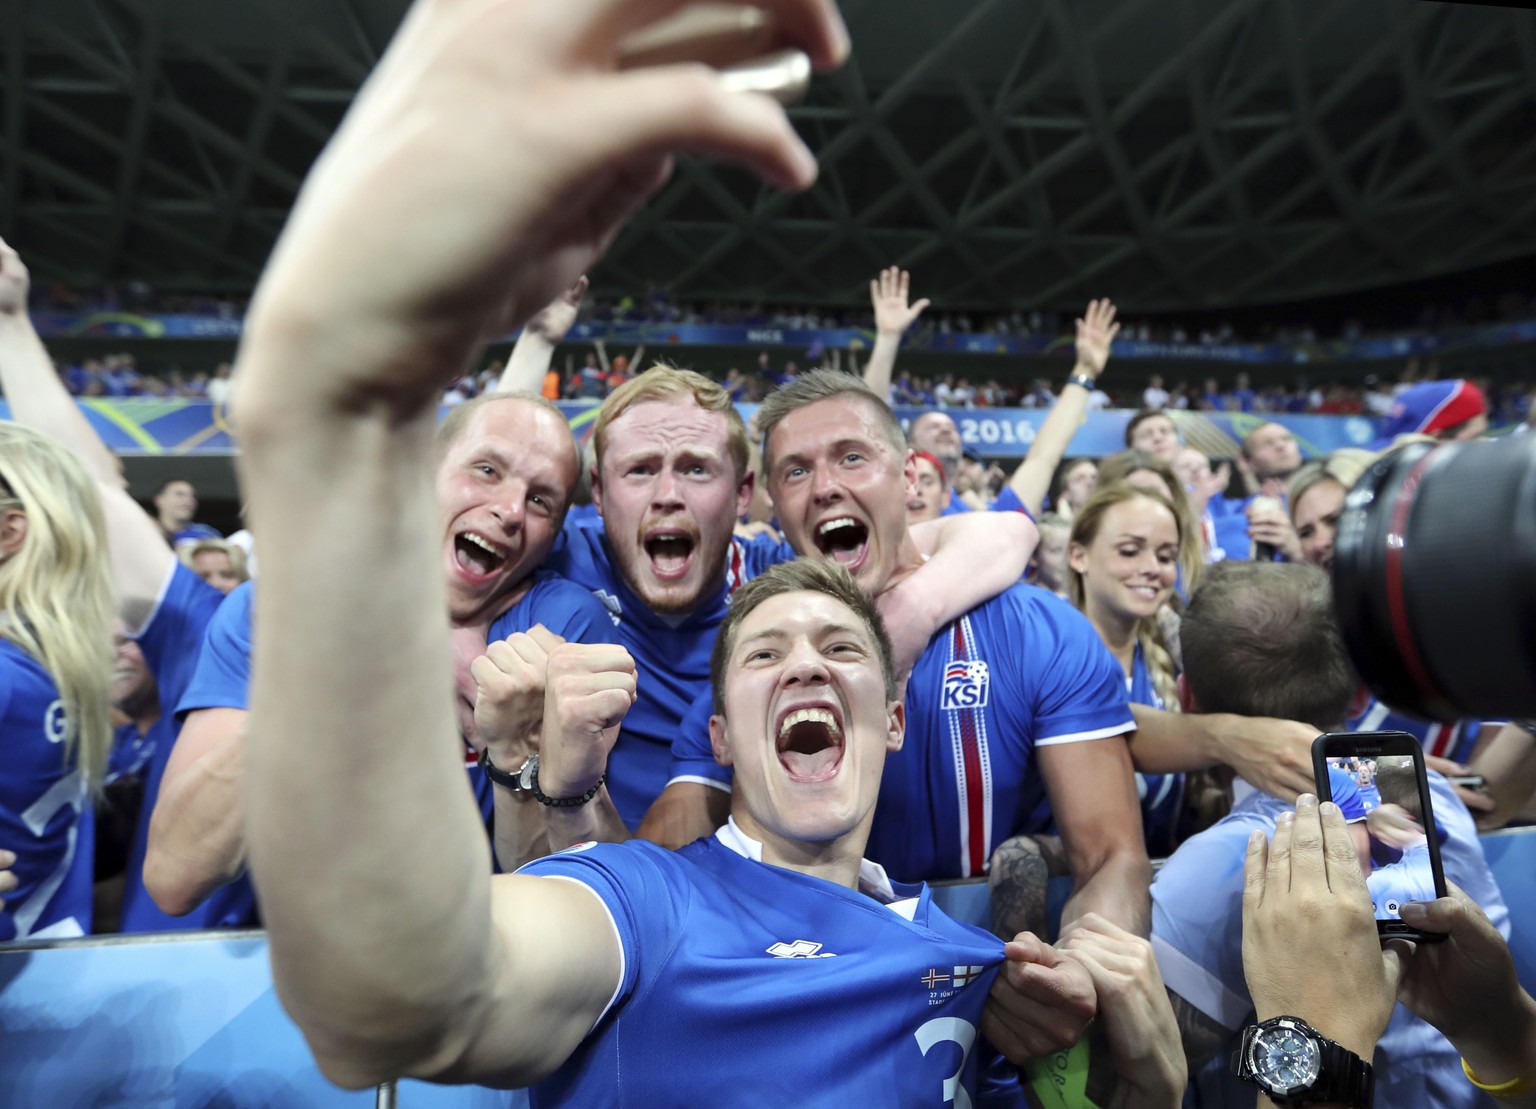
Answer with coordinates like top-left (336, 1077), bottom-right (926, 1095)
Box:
top-left (4, 5), bottom-right (1536, 1106)
top-left (34, 273), bottom-right (1536, 350)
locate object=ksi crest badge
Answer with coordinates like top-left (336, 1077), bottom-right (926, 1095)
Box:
top-left (941, 660), bottom-right (990, 711)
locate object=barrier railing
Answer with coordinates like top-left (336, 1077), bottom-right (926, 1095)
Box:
top-left (3, 828), bottom-right (1529, 1105)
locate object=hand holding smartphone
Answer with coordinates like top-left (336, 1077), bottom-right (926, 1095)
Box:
top-left (1313, 731), bottom-right (1449, 943)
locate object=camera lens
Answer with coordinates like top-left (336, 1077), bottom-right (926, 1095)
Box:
top-left (1332, 433), bottom-right (1536, 722)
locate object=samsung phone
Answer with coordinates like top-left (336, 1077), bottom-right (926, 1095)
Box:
top-left (1312, 731), bottom-right (1448, 943)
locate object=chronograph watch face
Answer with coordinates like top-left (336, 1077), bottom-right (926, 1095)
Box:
top-left (1234, 1015), bottom-right (1374, 1107)
top-left (1248, 1019), bottom-right (1322, 1093)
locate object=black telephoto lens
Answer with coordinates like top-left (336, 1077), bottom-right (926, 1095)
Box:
top-left (1332, 432), bottom-right (1536, 723)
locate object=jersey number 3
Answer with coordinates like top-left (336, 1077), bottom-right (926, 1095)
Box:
top-left (915, 1016), bottom-right (977, 1108)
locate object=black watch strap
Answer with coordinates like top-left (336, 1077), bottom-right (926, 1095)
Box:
top-left (1313, 1037), bottom-right (1374, 1107)
top-left (1066, 371), bottom-right (1097, 391)
top-left (478, 750), bottom-right (604, 808)
top-left (1235, 1017), bottom-right (1374, 1108)
top-left (478, 747), bottom-right (535, 792)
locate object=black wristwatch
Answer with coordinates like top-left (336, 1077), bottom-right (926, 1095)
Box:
top-left (1234, 1016), bottom-right (1374, 1107)
top-left (477, 749), bottom-right (604, 808)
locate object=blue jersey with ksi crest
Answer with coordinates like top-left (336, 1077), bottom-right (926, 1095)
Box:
top-left (670, 585), bottom-right (1133, 883)
top-left (519, 824), bottom-right (1005, 1108)
top-left (1128, 643), bottom-right (1183, 858)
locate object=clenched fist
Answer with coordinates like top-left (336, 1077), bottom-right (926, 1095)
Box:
top-left (471, 625), bottom-right (567, 768)
top-left (538, 642), bottom-right (638, 799)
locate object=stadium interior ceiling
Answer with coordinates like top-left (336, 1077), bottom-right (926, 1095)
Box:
top-left (5, 0), bottom-right (1536, 314)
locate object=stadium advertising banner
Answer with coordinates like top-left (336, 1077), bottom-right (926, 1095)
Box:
top-left (0, 399), bottom-right (1384, 460)
top-left (30, 311), bottom-right (1536, 364)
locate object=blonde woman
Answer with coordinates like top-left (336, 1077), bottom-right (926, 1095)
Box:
top-left (1067, 481), bottom-right (1185, 854)
top-left (1286, 447), bottom-right (1378, 572)
top-left (1097, 449), bottom-right (1205, 595)
top-left (178, 538), bottom-right (250, 595)
top-left (0, 238), bottom-right (231, 933)
top-left (0, 422), bottom-right (114, 940)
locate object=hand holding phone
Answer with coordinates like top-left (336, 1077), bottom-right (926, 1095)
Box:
top-left (1313, 731), bottom-right (1449, 943)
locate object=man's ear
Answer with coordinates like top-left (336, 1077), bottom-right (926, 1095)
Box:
top-left (0, 507), bottom-right (28, 561)
top-left (709, 713), bottom-right (733, 767)
top-left (886, 700), bottom-right (905, 754)
top-left (589, 466), bottom-right (604, 517)
top-left (1346, 683), bottom-right (1372, 720)
top-left (1176, 672), bottom-right (1197, 714)
top-left (902, 449), bottom-right (918, 494)
top-left (735, 469), bottom-right (754, 521)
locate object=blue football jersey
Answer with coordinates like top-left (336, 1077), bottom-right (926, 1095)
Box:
top-left (106, 720), bottom-right (158, 785)
top-left (670, 585), bottom-right (1133, 883)
top-left (469, 572), bottom-right (620, 816)
top-left (1153, 774), bottom-right (1507, 1109)
top-left (1128, 644), bottom-right (1183, 858)
top-left (175, 572), bottom-right (614, 840)
top-left (544, 518), bottom-right (792, 829)
top-left (117, 563), bottom-right (229, 933)
top-left (0, 640), bottom-right (94, 941)
top-left (520, 823), bottom-right (1004, 1107)
top-left (1347, 696), bottom-right (1491, 764)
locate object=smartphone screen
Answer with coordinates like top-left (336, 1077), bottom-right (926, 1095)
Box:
top-left (1313, 731), bottom-right (1448, 941)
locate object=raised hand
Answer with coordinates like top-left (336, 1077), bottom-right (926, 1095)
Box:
top-left (240, 0), bottom-right (849, 408)
top-left (524, 276), bottom-right (589, 345)
top-left (1393, 884), bottom-right (1533, 1069)
top-left (538, 642), bottom-right (638, 799)
top-left (869, 267), bottom-right (931, 337)
top-left (0, 238), bottom-right (30, 317)
top-left (1245, 497), bottom-right (1302, 562)
top-left (1073, 299), bottom-right (1120, 380)
top-left (1241, 795), bottom-right (1402, 1059)
top-left (981, 931), bottom-right (1098, 1063)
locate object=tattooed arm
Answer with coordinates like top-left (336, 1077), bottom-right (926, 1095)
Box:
top-left (989, 833), bottom-right (1069, 941)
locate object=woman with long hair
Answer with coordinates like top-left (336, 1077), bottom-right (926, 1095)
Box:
top-left (1066, 481), bottom-right (1185, 854)
top-left (0, 421), bottom-right (115, 939)
top-left (1286, 447), bottom-right (1378, 573)
top-left (1097, 449), bottom-right (1205, 595)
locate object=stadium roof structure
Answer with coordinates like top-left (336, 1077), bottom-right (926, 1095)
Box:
top-left (5, 0), bottom-right (1536, 312)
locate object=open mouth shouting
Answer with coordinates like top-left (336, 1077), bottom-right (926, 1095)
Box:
top-left (452, 530), bottom-right (510, 584)
top-left (813, 516), bottom-right (869, 573)
top-left (776, 704), bottom-right (845, 783)
top-left (642, 525), bottom-right (698, 581)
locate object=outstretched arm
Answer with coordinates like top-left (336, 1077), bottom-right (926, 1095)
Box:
top-left (1005, 299), bottom-right (1118, 518)
top-left (1127, 705), bottom-right (1317, 803)
top-left (0, 240), bottom-right (123, 487)
top-left (495, 276), bottom-right (587, 395)
top-left (235, 0), bottom-right (847, 1088)
top-left (885, 511), bottom-right (1036, 679)
top-left (1037, 737), bottom-right (1152, 936)
top-left (861, 266), bottom-right (929, 400)
top-left (0, 239), bottom-right (174, 620)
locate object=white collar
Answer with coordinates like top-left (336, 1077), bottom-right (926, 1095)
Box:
top-left (715, 817), bottom-right (916, 917)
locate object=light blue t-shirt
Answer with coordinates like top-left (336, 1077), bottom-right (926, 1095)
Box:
top-left (1152, 772), bottom-right (1508, 1109)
